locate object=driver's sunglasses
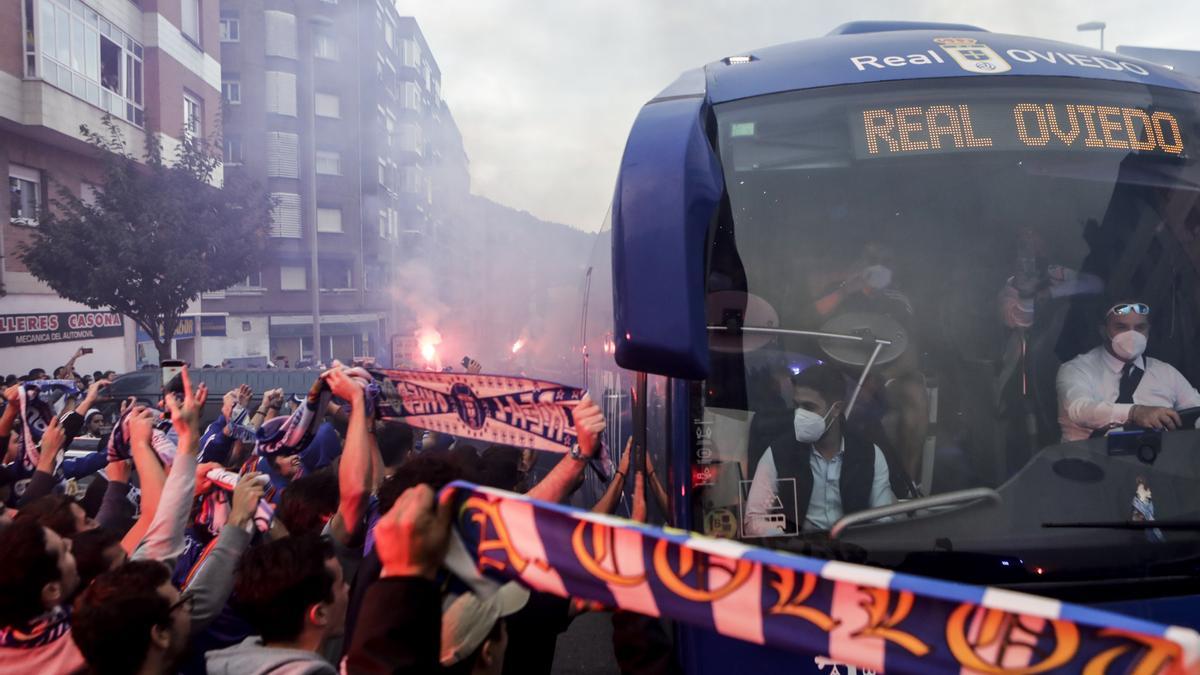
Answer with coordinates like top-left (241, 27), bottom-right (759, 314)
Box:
top-left (1108, 303), bottom-right (1150, 317)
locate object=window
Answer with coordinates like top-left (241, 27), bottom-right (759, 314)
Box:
top-left (264, 11), bottom-right (296, 58)
top-left (314, 92), bottom-right (340, 118)
top-left (377, 159), bottom-right (387, 187)
top-left (219, 17), bottom-right (239, 42)
top-left (319, 261), bottom-right (352, 290)
top-left (223, 135), bottom-right (243, 165)
top-left (36, 0), bottom-right (144, 126)
top-left (317, 207), bottom-right (343, 233)
top-left (265, 71), bottom-right (297, 116)
top-left (183, 91), bottom-right (202, 140)
top-left (270, 193), bottom-right (302, 238)
top-left (401, 166), bottom-right (422, 193)
top-left (402, 81), bottom-right (419, 110)
top-left (222, 79), bottom-right (240, 104)
top-left (229, 271), bottom-right (263, 292)
top-left (398, 122), bottom-right (422, 154)
top-left (9, 165), bottom-right (41, 226)
top-left (402, 39), bottom-right (418, 68)
top-left (378, 210), bottom-right (387, 238)
top-left (181, 0), bottom-right (200, 43)
top-left (313, 23), bottom-right (337, 60)
top-left (383, 22), bottom-right (393, 49)
top-left (315, 150), bottom-right (341, 176)
top-left (266, 132), bottom-right (299, 177)
top-left (280, 265), bottom-right (307, 290)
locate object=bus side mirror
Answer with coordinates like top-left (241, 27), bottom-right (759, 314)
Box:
top-left (612, 92), bottom-right (723, 380)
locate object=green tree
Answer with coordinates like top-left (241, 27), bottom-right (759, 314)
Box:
top-left (21, 117), bottom-right (273, 359)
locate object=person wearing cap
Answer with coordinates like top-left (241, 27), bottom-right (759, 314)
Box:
top-left (439, 582), bottom-right (528, 675)
top-left (1057, 300), bottom-right (1200, 442)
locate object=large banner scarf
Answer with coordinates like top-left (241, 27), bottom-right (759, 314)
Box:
top-left (107, 407), bottom-right (178, 467)
top-left (255, 375), bottom-right (331, 458)
top-left (442, 482), bottom-right (1200, 675)
top-left (13, 380), bottom-right (81, 472)
top-left (373, 369), bottom-right (585, 454)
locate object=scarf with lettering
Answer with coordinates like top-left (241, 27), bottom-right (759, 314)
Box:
top-left (0, 606), bottom-right (71, 650)
top-left (106, 407), bottom-right (178, 467)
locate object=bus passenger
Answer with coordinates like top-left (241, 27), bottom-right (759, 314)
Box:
top-left (743, 364), bottom-right (895, 536)
top-left (1056, 301), bottom-right (1200, 441)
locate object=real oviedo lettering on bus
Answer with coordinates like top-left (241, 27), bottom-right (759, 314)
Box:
top-left (850, 38), bottom-right (1150, 77)
top-left (858, 102), bottom-right (1185, 158)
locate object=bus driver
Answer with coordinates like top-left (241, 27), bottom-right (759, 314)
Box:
top-left (743, 364), bottom-right (896, 536)
top-left (1057, 301), bottom-right (1200, 441)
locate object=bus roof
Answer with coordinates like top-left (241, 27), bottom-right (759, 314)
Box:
top-left (683, 28), bottom-right (1200, 105)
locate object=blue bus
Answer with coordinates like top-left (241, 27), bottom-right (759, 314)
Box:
top-left (577, 21), bottom-right (1200, 672)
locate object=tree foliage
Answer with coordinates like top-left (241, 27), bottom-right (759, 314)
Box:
top-left (21, 117), bottom-right (273, 359)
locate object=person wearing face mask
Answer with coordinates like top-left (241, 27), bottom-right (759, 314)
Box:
top-left (1056, 301), bottom-right (1200, 442)
top-left (743, 364), bottom-right (896, 537)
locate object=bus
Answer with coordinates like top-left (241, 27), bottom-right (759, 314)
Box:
top-left (577, 20), bottom-right (1200, 672)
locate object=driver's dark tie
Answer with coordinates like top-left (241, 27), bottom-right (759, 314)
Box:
top-left (1117, 362), bottom-right (1145, 404)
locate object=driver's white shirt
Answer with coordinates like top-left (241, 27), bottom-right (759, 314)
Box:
top-left (1056, 346), bottom-right (1200, 442)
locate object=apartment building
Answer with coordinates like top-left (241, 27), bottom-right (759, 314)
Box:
top-left (1, 0), bottom-right (222, 373)
top-left (201, 1), bottom-right (469, 366)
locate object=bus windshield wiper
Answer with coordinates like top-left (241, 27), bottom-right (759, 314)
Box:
top-left (1043, 520), bottom-right (1200, 531)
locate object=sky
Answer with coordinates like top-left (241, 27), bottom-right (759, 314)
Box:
top-left (396, 1), bottom-right (1200, 232)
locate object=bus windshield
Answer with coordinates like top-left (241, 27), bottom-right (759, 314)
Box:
top-left (698, 76), bottom-right (1200, 589)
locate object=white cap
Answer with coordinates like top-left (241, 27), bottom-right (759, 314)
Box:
top-left (439, 581), bottom-right (530, 666)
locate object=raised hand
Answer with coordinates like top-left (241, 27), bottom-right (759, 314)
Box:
top-left (229, 472), bottom-right (267, 528)
top-left (127, 407), bottom-right (156, 446)
top-left (322, 361), bottom-right (364, 404)
top-left (163, 366), bottom-right (207, 437)
top-left (572, 394), bottom-right (606, 459)
top-left (376, 484), bottom-right (453, 580)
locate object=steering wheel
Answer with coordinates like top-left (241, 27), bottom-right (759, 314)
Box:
top-left (1180, 406), bottom-right (1200, 430)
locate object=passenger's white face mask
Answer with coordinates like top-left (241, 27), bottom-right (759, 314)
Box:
top-left (862, 265), bottom-right (893, 290)
top-left (1111, 330), bottom-right (1148, 361)
top-left (794, 406), bottom-right (836, 443)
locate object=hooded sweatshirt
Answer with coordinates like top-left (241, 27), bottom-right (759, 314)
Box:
top-left (204, 636), bottom-right (337, 675)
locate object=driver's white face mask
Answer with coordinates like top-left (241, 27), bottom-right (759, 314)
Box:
top-left (794, 406), bottom-right (835, 443)
top-left (1111, 329), bottom-right (1147, 361)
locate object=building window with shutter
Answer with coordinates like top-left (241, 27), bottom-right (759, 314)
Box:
top-left (313, 23), bottom-right (337, 60)
top-left (266, 132), bottom-right (299, 178)
top-left (270, 193), bottom-right (302, 238)
top-left (264, 72), bottom-right (298, 116)
top-left (317, 207), bottom-right (343, 233)
top-left (264, 11), bottom-right (297, 59)
top-left (315, 150), bottom-right (341, 176)
top-left (181, 0), bottom-right (200, 43)
top-left (315, 92), bottom-right (340, 118)
top-left (280, 265), bottom-right (307, 290)
top-left (9, 165), bottom-right (41, 227)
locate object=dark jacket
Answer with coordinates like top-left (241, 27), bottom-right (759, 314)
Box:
top-left (344, 577), bottom-right (441, 675)
top-left (769, 428), bottom-right (875, 532)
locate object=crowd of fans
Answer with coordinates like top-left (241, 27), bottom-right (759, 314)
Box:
top-left (0, 352), bottom-right (677, 674)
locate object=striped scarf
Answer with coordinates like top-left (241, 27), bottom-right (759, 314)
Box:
top-left (0, 607), bottom-right (71, 650)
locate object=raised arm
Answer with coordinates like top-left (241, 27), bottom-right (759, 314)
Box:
top-left (592, 438), bottom-right (631, 515)
top-left (324, 364), bottom-right (371, 545)
top-left (526, 394), bottom-right (605, 504)
top-left (132, 366), bottom-right (207, 564)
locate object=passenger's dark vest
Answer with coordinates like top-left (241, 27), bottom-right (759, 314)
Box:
top-left (770, 428), bottom-right (875, 531)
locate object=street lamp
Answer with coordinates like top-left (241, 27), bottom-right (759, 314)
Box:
top-left (1077, 21), bottom-right (1106, 51)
